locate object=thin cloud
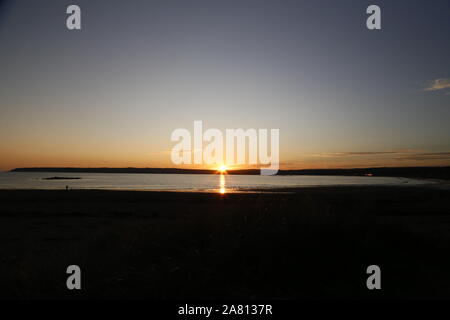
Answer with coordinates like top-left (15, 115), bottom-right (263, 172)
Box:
top-left (396, 152), bottom-right (450, 161)
top-left (310, 150), bottom-right (450, 161)
top-left (423, 78), bottom-right (450, 91)
top-left (311, 151), bottom-right (410, 158)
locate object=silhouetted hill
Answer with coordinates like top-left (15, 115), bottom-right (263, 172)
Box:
top-left (10, 166), bottom-right (450, 180)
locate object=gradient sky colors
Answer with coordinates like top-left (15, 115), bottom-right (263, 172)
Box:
top-left (0, 0), bottom-right (449, 171)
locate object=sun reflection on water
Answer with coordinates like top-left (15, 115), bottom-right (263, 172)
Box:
top-left (219, 173), bottom-right (226, 194)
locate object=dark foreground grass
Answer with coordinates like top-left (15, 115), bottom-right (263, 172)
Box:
top-left (0, 186), bottom-right (449, 299)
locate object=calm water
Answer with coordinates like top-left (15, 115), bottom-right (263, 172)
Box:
top-left (0, 172), bottom-right (434, 193)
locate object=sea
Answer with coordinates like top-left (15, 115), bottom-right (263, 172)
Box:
top-left (0, 172), bottom-right (435, 193)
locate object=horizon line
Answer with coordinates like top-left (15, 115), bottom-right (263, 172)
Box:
top-left (6, 165), bottom-right (450, 173)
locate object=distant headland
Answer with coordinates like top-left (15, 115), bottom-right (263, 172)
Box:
top-left (10, 166), bottom-right (450, 180)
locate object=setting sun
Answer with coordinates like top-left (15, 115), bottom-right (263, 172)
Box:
top-left (218, 165), bottom-right (228, 173)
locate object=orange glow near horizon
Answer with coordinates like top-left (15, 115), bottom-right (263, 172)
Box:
top-left (2, 151), bottom-right (450, 172)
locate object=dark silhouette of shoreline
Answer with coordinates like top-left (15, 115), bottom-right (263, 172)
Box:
top-left (10, 166), bottom-right (450, 180)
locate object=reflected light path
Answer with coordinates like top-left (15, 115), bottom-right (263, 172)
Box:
top-left (219, 173), bottom-right (226, 194)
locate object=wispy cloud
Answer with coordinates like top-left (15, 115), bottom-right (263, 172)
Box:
top-left (423, 78), bottom-right (450, 92)
top-left (307, 150), bottom-right (450, 162)
top-left (396, 152), bottom-right (450, 161)
top-left (283, 150), bottom-right (450, 169)
top-left (310, 151), bottom-right (412, 158)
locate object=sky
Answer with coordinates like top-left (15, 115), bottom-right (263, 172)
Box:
top-left (0, 0), bottom-right (449, 171)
